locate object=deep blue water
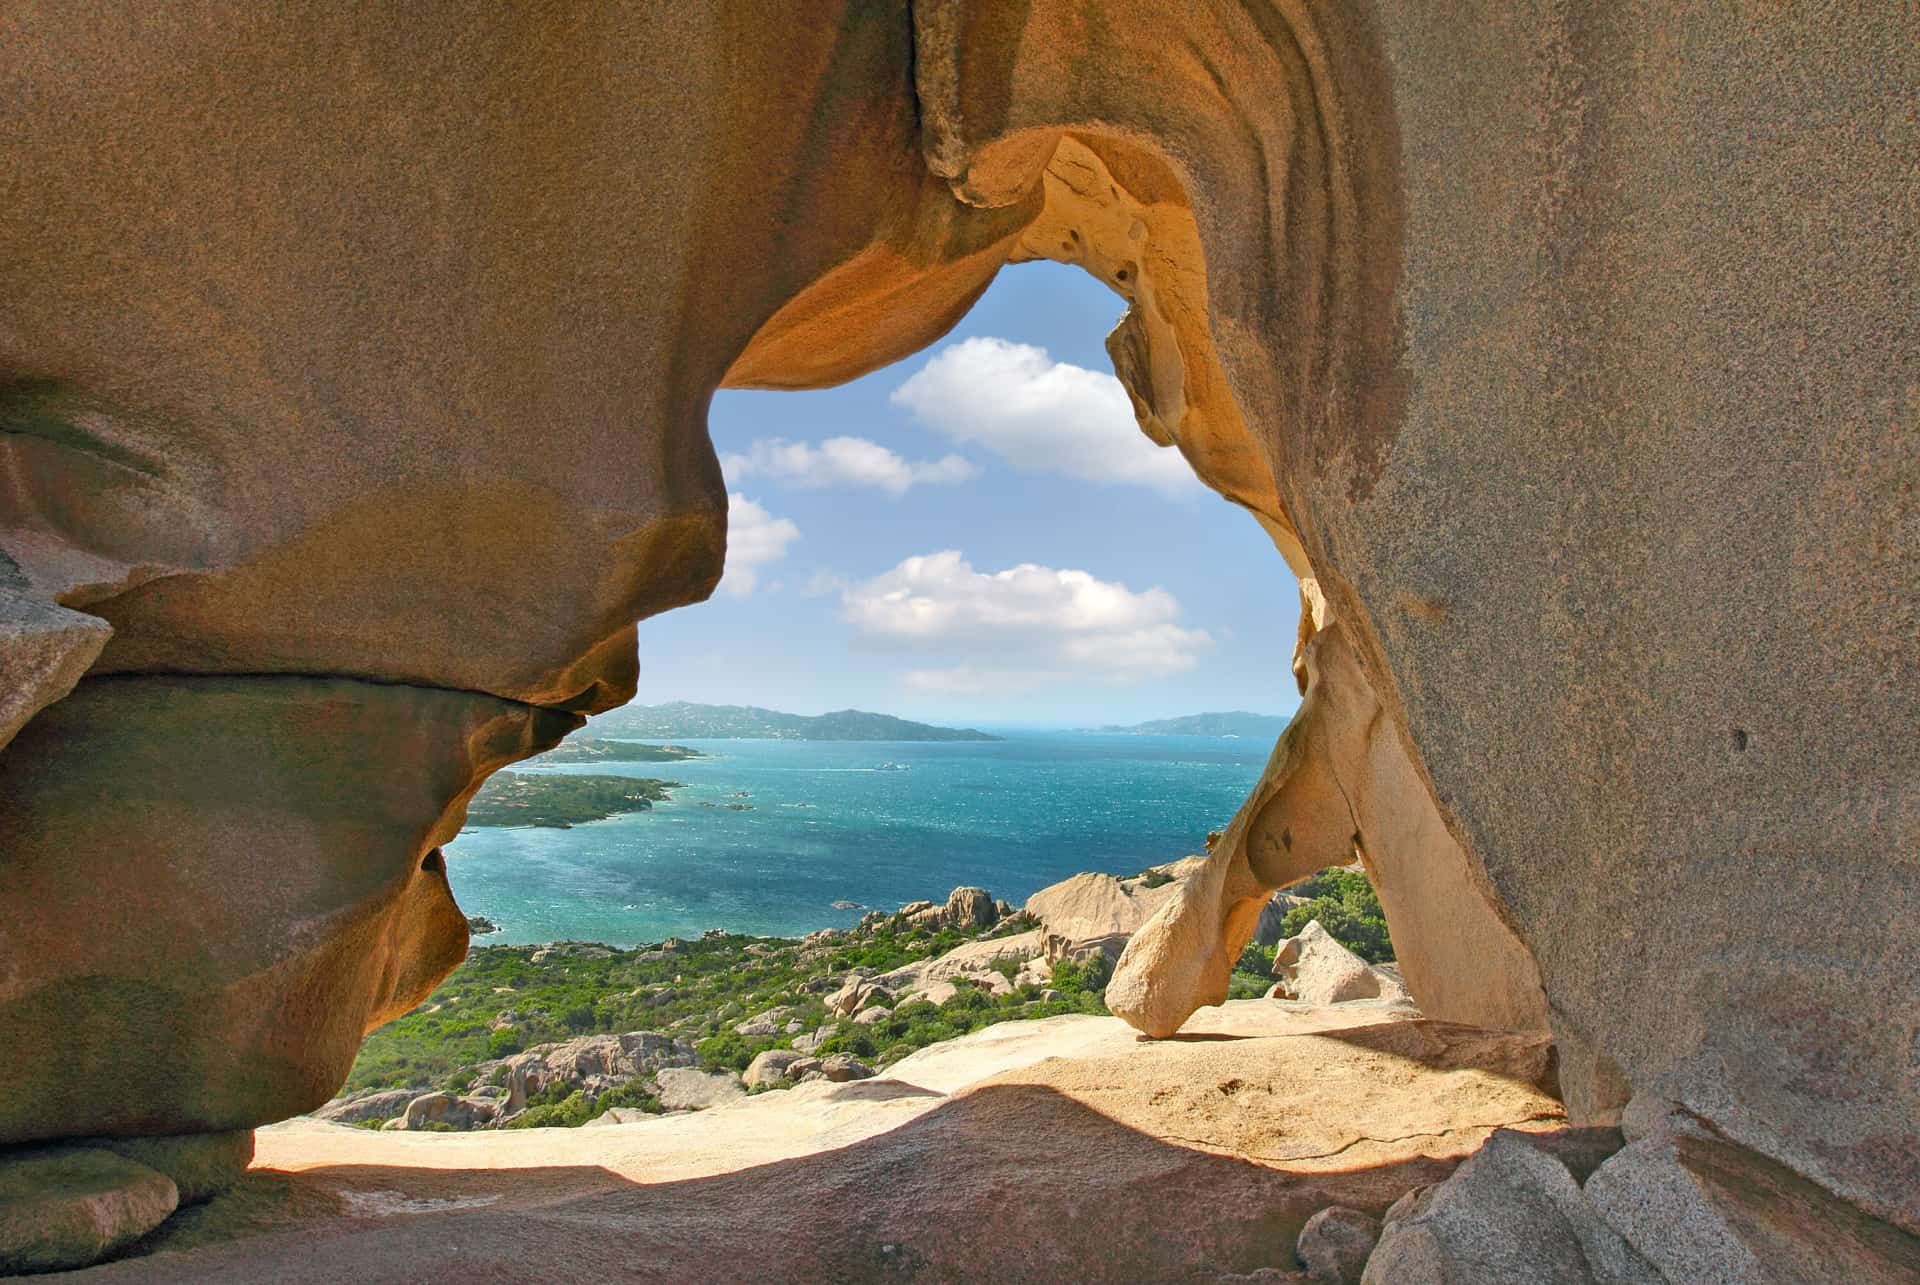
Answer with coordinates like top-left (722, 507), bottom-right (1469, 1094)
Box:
top-left (445, 731), bottom-right (1268, 946)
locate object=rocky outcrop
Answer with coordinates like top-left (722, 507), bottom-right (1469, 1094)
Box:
top-left (1024, 865), bottom-right (1196, 963)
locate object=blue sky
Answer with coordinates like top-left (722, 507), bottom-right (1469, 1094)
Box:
top-left (635, 261), bottom-right (1300, 728)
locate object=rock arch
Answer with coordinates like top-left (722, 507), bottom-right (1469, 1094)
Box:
top-left (0, 0), bottom-right (1914, 1271)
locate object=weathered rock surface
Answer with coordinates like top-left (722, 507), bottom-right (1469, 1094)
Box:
top-left (0, 1147), bottom-right (179, 1275)
top-left (0, 676), bottom-right (572, 1144)
top-left (0, 587), bottom-right (111, 752)
top-left (1584, 1108), bottom-right (1920, 1284)
top-left (1108, 587), bottom-right (1546, 1041)
top-left (1295, 1206), bottom-right (1381, 1284)
top-left (84, 1004), bottom-right (1570, 1281)
top-left (1361, 1130), bottom-right (1658, 1284)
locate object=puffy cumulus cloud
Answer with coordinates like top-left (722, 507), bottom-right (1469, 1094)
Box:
top-left (889, 337), bottom-right (1202, 497)
top-left (720, 436), bottom-right (978, 495)
top-left (842, 551), bottom-right (1210, 693)
top-left (719, 494), bottom-right (799, 598)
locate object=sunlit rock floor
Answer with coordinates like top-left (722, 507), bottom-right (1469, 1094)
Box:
top-left (85, 1002), bottom-right (1567, 1283)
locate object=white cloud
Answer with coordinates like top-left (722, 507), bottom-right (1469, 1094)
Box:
top-left (842, 550), bottom-right (1210, 694)
top-left (889, 337), bottom-right (1201, 497)
top-left (719, 494), bottom-right (799, 598)
top-left (720, 436), bottom-right (978, 495)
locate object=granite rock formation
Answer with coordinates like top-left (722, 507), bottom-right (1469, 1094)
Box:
top-left (1, 0), bottom-right (1914, 1276)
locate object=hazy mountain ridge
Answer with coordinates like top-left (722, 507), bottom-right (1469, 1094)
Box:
top-left (1092, 711), bottom-right (1289, 738)
top-left (593, 701), bottom-right (1002, 742)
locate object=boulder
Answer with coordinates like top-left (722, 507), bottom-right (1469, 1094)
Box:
top-left (654, 1068), bottom-right (745, 1112)
top-left (395, 1092), bottom-right (496, 1132)
top-left (1295, 1206), bottom-right (1381, 1284)
top-left (1268, 922), bottom-right (1401, 1006)
top-left (743, 1050), bottom-right (809, 1091)
top-left (1253, 893), bottom-right (1310, 948)
top-left (1025, 871), bottom-right (1183, 953)
top-left (852, 1006), bottom-right (892, 1026)
top-left (826, 977), bottom-right (895, 1018)
top-left (0, 1), bottom-right (1913, 1264)
top-left (1361, 1131), bottom-right (1658, 1283)
top-left (0, 1147), bottom-right (179, 1275)
top-left (942, 886), bottom-right (997, 930)
top-left (817, 1054), bottom-right (875, 1083)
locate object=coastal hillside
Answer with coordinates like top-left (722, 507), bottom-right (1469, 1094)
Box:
top-left (322, 865), bottom-right (1392, 1133)
top-left (1096, 711), bottom-right (1290, 738)
top-left (593, 701), bottom-right (1001, 742)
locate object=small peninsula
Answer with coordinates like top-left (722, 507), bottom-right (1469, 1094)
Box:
top-left (593, 701), bottom-right (1001, 742)
top-left (536, 737), bottom-right (707, 764)
top-left (1093, 711), bottom-right (1290, 738)
top-left (465, 772), bottom-right (681, 829)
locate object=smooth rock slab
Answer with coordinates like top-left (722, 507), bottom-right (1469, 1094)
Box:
top-left (0, 1147), bottom-right (178, 1274)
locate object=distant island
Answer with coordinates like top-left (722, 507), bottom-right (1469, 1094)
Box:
top-left (536, 738), bottom-right (707, 764)
top-left (1092, 711), bottom-right (1290, 738)
top-left (466, 772), bottom-right (682, 828)
top-left (592, 701), bottom-right (1002, 742)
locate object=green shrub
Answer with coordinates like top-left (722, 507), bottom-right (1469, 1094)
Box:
top-left (507, 1090), bottom-right (591, 1129)
top-left (487, 1027), bottom-right (525, 1059)
top-left (1278, 868), bottom-right (1393, 962)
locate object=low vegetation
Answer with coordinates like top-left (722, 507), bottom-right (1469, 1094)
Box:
top-left (344, 915), bottom-right (1104, 1101)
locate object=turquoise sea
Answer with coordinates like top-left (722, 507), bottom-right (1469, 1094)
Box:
top-left (446, 731), bottom-right (1270, 946)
